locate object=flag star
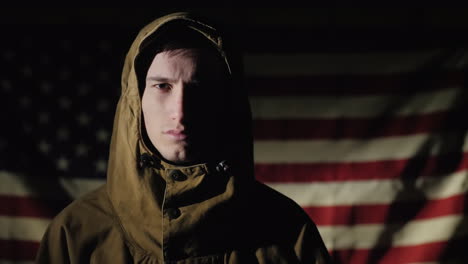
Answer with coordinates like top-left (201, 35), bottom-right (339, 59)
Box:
top-left (57, 127), bottom-right (69, 141)
top-left (39, 53), bottom-right (51, 65)
top-left (21, 66), bottom-right (32, 77)
top-left (61, 39), bottom-right (72, 51)
top-left (77, 112), bottom-right (91, 126)
top-left (95, 159), bottom-right (107, 173)
top-left (75, 143), bottom-right (89, 157)
top-left (23, 123), bottom-right (32, 133)
top-left (59, 69), bottom-right (71, 80)
top-left (57, 157), bottom-right (69, 171)
top-left (38, 112), bottom-right (50, 124)
top-left (79, 54), bottom-right (91, 65)
top-left (19, 96), bottom-right (31, 108)
top-left (38, 140), bottom-right (51, 154)
top-left (2, 50), bottom-right (15, 61)
top-left (1, 80), bottom-right (12, 92)
top-left (0, 139), bottom-right (7, 150)
top-left (97, 100), bottom-right (109, 112)
top-left (77, 83), bottom-right (90, 96)
top-left (96, 129), bottom-right (109, 143)
top-left (98, 70), bottom-right (110, 81)
top-left (40, 82), bottom-right (52, 94)
top-left (58, 96), bottom-right (72, 109)
top-left (99, 40), bottom-right (111, 52)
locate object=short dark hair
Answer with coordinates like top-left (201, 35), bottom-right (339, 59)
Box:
top-left (135, 21), bottom-right (226, 95)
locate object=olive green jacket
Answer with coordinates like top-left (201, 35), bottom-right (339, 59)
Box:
top-left (36, 12), bottom-right (331, 264)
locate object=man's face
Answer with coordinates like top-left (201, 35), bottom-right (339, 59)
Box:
top-left (142, 48), bottom-right (226, 164)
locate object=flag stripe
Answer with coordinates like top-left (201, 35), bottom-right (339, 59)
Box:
top-left (332, 239), bottom-right (467, 264)
top-left (246, 72), bottom-right (466, 96)
top-left (243, 50), bottom-right (466, 76)
top-left (267, 170), bottom-right (468, 206)
top-left (0, 171), bottom-right (104, 198)
top-left (0, 195), bottom-right (66, 218)
top-left (305, 193), bottom-right (467, 226)
top-left (254, 132), bottom-right (468, 163)
top-left (250, 87), bottom-right (462, 119)
top-left (253, 110), bottom-right (467, 140)
top-left (0, 240), bottom-right (38, 261)
top-left (255, 152), bottom-right (468, 182)
top-left (0, 216), bottom-right (49, 242)
top-left (318, 214), bottom-right (468, 250)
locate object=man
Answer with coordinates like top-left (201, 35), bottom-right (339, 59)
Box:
top-left (36, 12), bottom-right (331, 263)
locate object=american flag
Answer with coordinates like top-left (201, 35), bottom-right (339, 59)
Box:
top-left (2, 11), bottom-right (468, 263)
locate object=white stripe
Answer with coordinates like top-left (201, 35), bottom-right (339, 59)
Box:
top-left (244, 50), bottom-right (467, 76)
top-left (254, 132), bottom-right (468, 163)
top-left (0, 260), bottom-right (35, 264)
top-left (0, 216), bottom-right (50, 241)
top-left (267, 170), bottom-right (468, 207)
top-left (58, 177), bottom-right (104, 199)
top-left (250, 87), bottom-right (462, 119)
top-left (318, 214), bottom-right (468, 250)
top-left (0, 171), bottom-right (104, 198)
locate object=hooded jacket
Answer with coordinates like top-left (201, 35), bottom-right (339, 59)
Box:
top-left (36, 12), bottom-right (331, 264)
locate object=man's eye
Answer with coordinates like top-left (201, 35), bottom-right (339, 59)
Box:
top-left (153, 83), bottom-right (171, 90)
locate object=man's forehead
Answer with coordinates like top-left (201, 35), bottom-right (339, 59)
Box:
top-left (146, 48), bottom-right (225, 80)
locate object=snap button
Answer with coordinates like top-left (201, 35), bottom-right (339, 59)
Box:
top-left (170, 170), bottom-right (187, 181)
top-left (216, 160), bottom-right (230, 173)
top-left (166, 208), bottom-right (181, 219)
top-left (139, 153), bottom-right (156, 169)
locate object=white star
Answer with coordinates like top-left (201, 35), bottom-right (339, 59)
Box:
top-left (61, 40), bottom-right (72, 51)
top-left (19, 97), bottom-right (31, 108)
top-left (98, 71), bottom-right (110, 81)
top-left (0, 139), bottom-right (6, 150)
top-left (21, 66), bottom-right (32, 77)
top-left (38, 112), bottom-right (49, 124)
top-left (23, 123), bottom-right (32, 133)
top-left (57, 157), bottom-right (69, 171)
top-left (57, 127), bottom-right (69, 141)
top-left (40, 82), bottom-right (52, 94)
top-left (1, 80), bottom-right (12, 92)
top-left (58, 97), bottom-right (72, 109)
top-left (38, 140), bottom-right (51, 154)
top-left (79, 54), bottom-right (91, 65)
top-left (3, 50), bottom-right (15, 61)
top-left (96, 129), bottom-right (109, 143)
top-left (95, 159), bottom-right (107, 173)
top-left (77, 83), bottom-right (90, 96)
top-left (99, 40), bottom-right (111, 52)
top-left (77, 112), bottom-right (91, 126)
top-left (97, 100), bottom-right (109, 112)
top-left (59, 69), bottom-right (71, 80)
top-left (39, 53), bottom-right (50, 65)
top-left (75, 143), bottom-right (89, 157)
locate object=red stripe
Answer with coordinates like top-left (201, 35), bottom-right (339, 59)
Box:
top-left (254, 110), bottom-right (466, 140)
top-left (331, 238), bottom-right (467, 264)
top-left (0, 239), bottom-right (39, 261)
top-left (306, 194), bottom-right (467, 226)
top-left (0, 195), bottom-right (68, 218)
top-left (256, 152), bottom-right (468, 182)
top-left (247, 71), bottom-right (466, 96)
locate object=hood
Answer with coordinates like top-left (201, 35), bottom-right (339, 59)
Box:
top-left (106, 12), bottom-right (254, 257)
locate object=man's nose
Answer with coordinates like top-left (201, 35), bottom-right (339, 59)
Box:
top-left (170, 85), bottom-right (185, 123)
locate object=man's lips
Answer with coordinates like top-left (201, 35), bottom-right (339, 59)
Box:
top-left (164, 130), bottom-right (187, 140)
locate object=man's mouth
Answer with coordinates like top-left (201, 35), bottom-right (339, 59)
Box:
top-left (164, 129), bottom-right (187, 140)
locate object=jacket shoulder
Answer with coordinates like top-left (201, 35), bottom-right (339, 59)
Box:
top-left (36, 184), bottom-right (126, 263)
top-left (53, 184), bottom-right (115, 228)
top-left (250, 181), bottom-right (311, 223)
top-left (243, 181), bottom-right (331, 263)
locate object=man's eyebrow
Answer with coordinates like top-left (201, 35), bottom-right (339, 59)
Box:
top-left (146, 76), bottom-right (176, 82)
top-left (146, 76), bottom-right (200, 84)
